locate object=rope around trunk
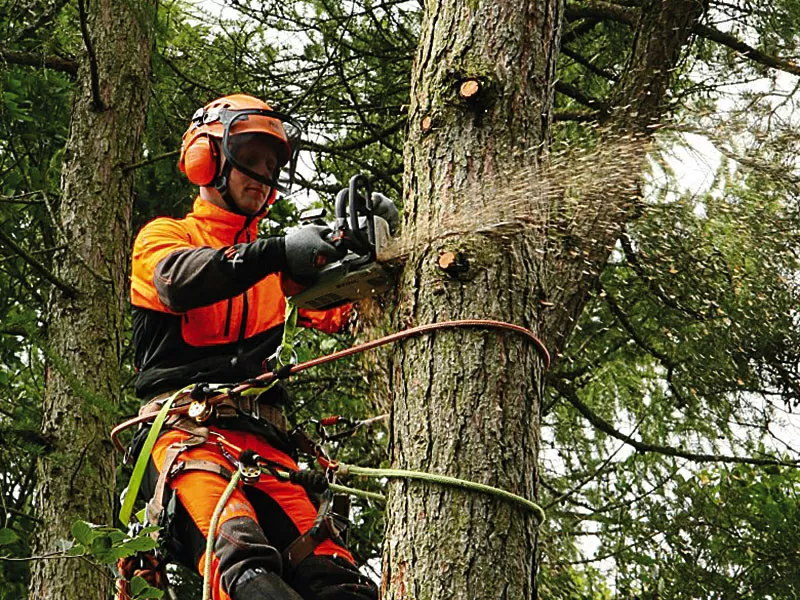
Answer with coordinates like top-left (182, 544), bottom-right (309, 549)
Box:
top-left (334, 464), bottom-right (546, 524)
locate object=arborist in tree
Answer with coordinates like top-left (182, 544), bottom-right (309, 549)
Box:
top-left (128, 94), bottom-right (396, 600)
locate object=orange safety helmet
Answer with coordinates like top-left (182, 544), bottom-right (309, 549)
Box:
top-left (179, 94), bottom-right (301, 210)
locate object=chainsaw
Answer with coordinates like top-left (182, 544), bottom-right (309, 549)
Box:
top-left (289, 174), bottom-right (393, 310)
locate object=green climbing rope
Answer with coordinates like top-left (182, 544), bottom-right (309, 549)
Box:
top-left (119, 385), bottom-right (193, 525)
top-left (203, 465), bottom-right (243, 600)
top-left (337, 464), bottom-right (545, 524)
top-left (329, 482), bottom-right (386, 503)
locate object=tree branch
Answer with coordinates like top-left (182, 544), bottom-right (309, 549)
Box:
top-left (695, 23), bottom-right (800, 78)
top-left (566, 1), bottom-right (800, 78)
top-left (122, 149), bottom-right (180, 173)
top-left (0, 49), bottom-right (77, 76)
top-left (618, 232), bottom-right (706, 320)
top-left (77, 0), bottom-right (105, 111)
top-left (565, 1), bottom-right (637, 26)
top-left (554, 80), bottom-right (610, 115)
top-left (0, 326), bottom-right (28, 337)
top-left (311, 119), bottom-right (406, 153)
top-left (552, 110), bottom-right (603, 122)
top-left (561, 46), bottom-right (617, 81)
top-left (598, 280), bottom-right (672, 365)
top-left (156, 52), bottom-right (222, 97)
top-left (552, 379), bottom-right (800, 467)
top-left (0, 191), bottom-right (47, 204)
top-left (303, 140), bottom-right (403, 194)
top-left (0, 230), bottom-right (79, 298)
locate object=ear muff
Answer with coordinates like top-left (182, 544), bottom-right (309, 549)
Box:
top-left (181, 135), bottom-right (219, 186)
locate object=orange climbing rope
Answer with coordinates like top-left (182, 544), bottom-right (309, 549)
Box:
top-left (111, 318), bottom-right (549, 453)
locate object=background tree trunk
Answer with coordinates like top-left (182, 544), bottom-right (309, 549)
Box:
top-left (29, 1), bottom-right (154, 598)
top-left (383, 0), bottom-right (707, 598)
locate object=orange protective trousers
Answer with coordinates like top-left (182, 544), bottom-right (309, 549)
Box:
top-left (149, 428), bottom-right (355, 600)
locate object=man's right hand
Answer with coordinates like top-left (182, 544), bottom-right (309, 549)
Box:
top-left (283, 225), bottom-right (345, 279)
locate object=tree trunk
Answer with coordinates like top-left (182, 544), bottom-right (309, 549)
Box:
top-left (382, 0), bottom-right (707, 598)
top-left (29, 2), bottom-right (154, 599)
top-left (382, 0), bottom-right (563, 598)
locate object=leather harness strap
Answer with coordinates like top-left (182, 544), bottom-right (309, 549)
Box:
top-left (283, 516), bottom-right (338, 568)
top-left (145, 427), bottom-right (211, 530)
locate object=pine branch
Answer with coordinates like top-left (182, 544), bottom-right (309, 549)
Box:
top-left (77, 0), bottom-right (105, 111)
top-left (554, 80), bottom-right (610, 115)
top-left (618, 232), bottom-right (706, 320)
top-left (597, 280), bottom-right (673, 365)
top-left (0, 49), bottom-right (77, 76)
top-left (561, 46), bottom-right (617, 81)
top-left (303, 140), bottom-right (403, 194)
top-left (0, 191), bottom-right (47, 204)
top-left (695, 23), bottom-right (800, 77)
top-left (597, 280), bottom-right (690, 405)
top-left (565, 1), bottom-right (637, 25)
top-left (311, 119), bottom-right (406, 153)
top-left (553, 379), bottom-right (800, 467)
top-left (122, 149), bottom-right (180, 173)
top-left (566, 1), bottom-right (800, 78)
top-left (0, 229), bottom-right (79, 298)
top-left (553, 110), bottom-right (603, 122)
top-left (0, 326), bottom-right (28, 337)
top-left (156, 52), bottom-right (222, 97)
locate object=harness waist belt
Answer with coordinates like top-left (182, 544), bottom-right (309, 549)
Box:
top-left (141, 388), bottom-right (287, 433)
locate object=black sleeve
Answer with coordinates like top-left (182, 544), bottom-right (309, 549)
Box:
top-left (154, 237), bottom-right (287, 312)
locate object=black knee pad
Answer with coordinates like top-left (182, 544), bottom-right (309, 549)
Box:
top-left (287, 555), bottom-right (378, 600)
top-left (216, 516), bottom-right (284, 594)
top-left (230, 567), bottom-right (304, 600)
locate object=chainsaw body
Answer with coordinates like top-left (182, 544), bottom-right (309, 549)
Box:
top-left (289, 175), bottom-right (393, 310)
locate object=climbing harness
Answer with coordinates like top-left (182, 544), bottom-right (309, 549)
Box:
top-left (112, 301), bottom-right (550, 598)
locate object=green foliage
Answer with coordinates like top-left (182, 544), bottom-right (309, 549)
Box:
top-left (0, 529), bottom-right (19, 546)
top-left (543, 130), bottom-right (800, 596)
top-left (68, 520), bottom-right (159, 564)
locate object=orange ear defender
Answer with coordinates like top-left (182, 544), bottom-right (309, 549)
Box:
top-left (179, 135), bottom-right (219, 186)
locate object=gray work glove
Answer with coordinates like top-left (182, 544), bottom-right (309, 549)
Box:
top-left (284, 224), bottom-right (346, 280)
top-left (371, 192), bottom-right (400, 235)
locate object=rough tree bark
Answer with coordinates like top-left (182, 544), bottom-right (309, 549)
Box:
top-left (382, 1), bottom-right (563, 598)
top-left (382, 0), bottom-right (707, 598)
top-left (29, 1), bottom-right (154, 599)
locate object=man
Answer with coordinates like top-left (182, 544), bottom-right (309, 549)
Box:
top-left (130, 94), bottom-right (394, 599)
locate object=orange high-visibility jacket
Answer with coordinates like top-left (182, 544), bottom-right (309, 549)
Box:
top-left (131, 197), bottom-right (348, 398)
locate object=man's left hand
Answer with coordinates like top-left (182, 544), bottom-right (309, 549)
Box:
top-left (371, 192), bottom-right (399, 235)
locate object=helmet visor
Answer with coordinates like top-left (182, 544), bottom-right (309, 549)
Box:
top-left (221, 109), bottom-right (302, 195)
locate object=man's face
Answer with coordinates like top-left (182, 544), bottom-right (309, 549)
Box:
top-left (227, 134), bottom-right (280, 216)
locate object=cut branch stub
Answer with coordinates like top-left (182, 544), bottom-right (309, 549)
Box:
top-left (454, 75), bottom-right (495, 112)
top-left (437, 251), bottom-right (469, 275)
top-left (421, 115), bottom-right (433, 133)
top-left (459, 78), bottom-right (481, 100)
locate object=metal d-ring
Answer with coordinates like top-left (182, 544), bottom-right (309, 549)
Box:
top-left (270, 344), bottom-right (298, 368)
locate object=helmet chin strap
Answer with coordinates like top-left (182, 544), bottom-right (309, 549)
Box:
top-left (213, 161), bottom-right (242, 215)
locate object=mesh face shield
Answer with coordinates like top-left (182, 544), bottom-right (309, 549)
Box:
top-left (218, 108), bottom-right (303, 197)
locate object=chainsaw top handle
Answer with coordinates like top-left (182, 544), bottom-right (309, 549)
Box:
top-left (332, 174), bottom-right (376, 258)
